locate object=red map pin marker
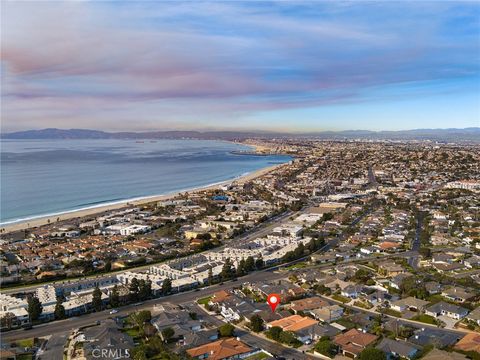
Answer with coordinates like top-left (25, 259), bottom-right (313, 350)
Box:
top-left (267, 293), bottom-right (280, 312)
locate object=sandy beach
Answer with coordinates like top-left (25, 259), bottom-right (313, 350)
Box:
top-left (1, 162), bottom-right (287, 234)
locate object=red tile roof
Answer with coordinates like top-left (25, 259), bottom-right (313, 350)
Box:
top-left (186, 338), bottom-right (252, 360)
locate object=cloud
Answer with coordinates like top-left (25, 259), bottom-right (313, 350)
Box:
top-left (1, 1), bottom-right (479, 131)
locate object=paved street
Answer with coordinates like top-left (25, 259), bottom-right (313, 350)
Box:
top-left (1, 269), bottom-right (283, 342)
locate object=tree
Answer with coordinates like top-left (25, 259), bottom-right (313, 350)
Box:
top-left (221, 258), bottom-right (235, 281)
top-left (358, 348), bottom-right (386, 360)
top-left (104, 260), bottom-right (112, 272)
top-left (139, 279), bottom-right (153, 300)
top-left (293, 242), bottom-right (305, 258)
top-left (129, 310), bottom-right (152, 337)
top-left (129, 278), bottom-right (140, 303)
top-left (322, 212), bottom-right (334, 221)
top-left (218, 323), bottom-right (235, 337)
top-left (266, 326), bottom-right (283, 341)
top-left (92, 286), bottom-right (103, 311)
top-left (353, 269), bottom-right (371, 283)
top-left (249, 314), bottom-right (264, 332)
top-left (54, 296), bottom-right (66, 320)
top-left (1, 313), bottom-right (16, 330)
top-left (131, 346), bottom-right (148, 360)
top-left (419, 247), bottom-right (431, 258)
top-left (245, 256), bottom-right (255, 272)
top-left (136, 310), bottom-right (152, 324)
top-left (236, 258), bottom-right (246, 277)
top-left (399, 275), bottom-right (416, 295)
top-left (308, 238), bottom-right (317, 252)
top-left (81, 260), bottom-right (95, 274)
top-left (161, 278), bottom-right (172, 296)
top-left (279, 331), bottom-right (299, 346)
top-left (27, 295), bottom-right (42, 322)
top-left (314, 339), bottom-right (336, 358)
top-left (109, 285), bottom-right (120, 308)
top-left (255, 257), bottom-right (264, 270)
top-left (208, 267), bottom-right (214, 285)
top-left (161, 327), bottom-right (175, 342)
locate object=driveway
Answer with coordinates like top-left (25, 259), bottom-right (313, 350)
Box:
top-left (438, 315), bottom-right (457, 329)
top-left (36, 334), bottom-right (67, 360)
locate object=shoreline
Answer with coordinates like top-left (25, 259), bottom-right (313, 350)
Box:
top-left (0, 162), bottom-right (287, 234)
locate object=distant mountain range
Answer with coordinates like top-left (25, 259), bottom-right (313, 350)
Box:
top-left (2, 127), bottom-right (479, 142)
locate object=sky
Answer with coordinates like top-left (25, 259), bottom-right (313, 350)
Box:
top-left (1, 1), bottom-right (480, 133)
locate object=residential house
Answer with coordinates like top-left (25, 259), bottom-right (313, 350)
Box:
top-left (391, 297), bottom-right (429, 313)
top-left (364, 290), bottom-right (395, 306)
top-left (151, 307), bottom-right (202, 336)
top-left (266, 314), bottom-right (317, 331)
top-left (441, 287), bottom-right (475, 303)
top-left (454, 333), bottom-right (480, 354)
top-left (186, 338), bottom-right (258, 360)
top-left (256, 309), bottom-right (291, 324)
top-left (360, 246), bottom-right (378, 255)
top-left (266, 315), bottom-right (318, 343)
top-left (464, 256), bottom-right (480, 269)
top-left (209, 290), bottom-right (232, 306)
top-left (180, 329), bottom-right (219, 349)
top-left (294, 323), bottom-right (340, 344)
top-left (219, 295), bottom-right (259, 322)
top-left (83, 319), bottom-right (134, 360)
top-left (290, 297), bottom-right (328, 314)
top-left (425, 302), bottom-right (469, 320)
top-left (432, 253), bottom-right (455, 264)
top-left (389, 273), bottom-right (413, 290)
top-left (248, 280), bottom-right (305, 301)
top-left (432, 262), bottom-right (465, 273)
top-left (378, 263), bottom-right (405, 276)
top-left (409, 328), bottom-right (461, 348)
top-left (378, 241), bottom-right (402, 252)
top-left (466, 306), bottom-right (480, 326)
top-left (333, 328), bottom-right (378, 358)
top-left (376, 338), bottom-right (420, 360)
top-left (310, 305), bottom-right (344, 323)
top-left (421, 349), bottom-right (467, 360)
top-left (425, 281), bottom-right (443, 295)
top-left (341, 284), bottom-right (364, 299)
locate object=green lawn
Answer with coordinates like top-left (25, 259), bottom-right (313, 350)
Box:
top-left (332, 294), bottom-right (350, 303)
top-left (17, 354), bottom-right (34, 360)
top-left (16, 338), bottom-right (34, 348)
top-left (284, 262), bottom-right (308, 270)
top-left (353, 301), bottom-right (373, 309)
top-left (382, 309), bottom-right (402, 318)
top-left (122, 327), bottom-right (141, 339)
top-left (427, 294), bottom-right (444, 303)
top-left (197, 296), bottom-right (212, 305)
top-left (412, 314), bottom-right (439, 325)
top-left (334, 318), bottom-right (356, 329)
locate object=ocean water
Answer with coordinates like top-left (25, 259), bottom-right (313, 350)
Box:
top-left (0, 139), bottom-right (291, 225)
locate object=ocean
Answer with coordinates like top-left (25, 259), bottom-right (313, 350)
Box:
top-left (0, 139), bottom-right (291, 225)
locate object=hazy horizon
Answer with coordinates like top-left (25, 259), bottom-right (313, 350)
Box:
top-left (2, 1), bottom-right (480, 132)
top-left (3, 126), bottom-right (480, 135)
